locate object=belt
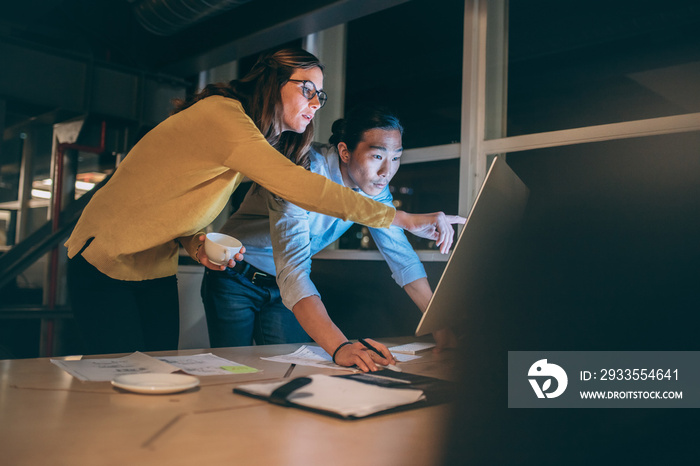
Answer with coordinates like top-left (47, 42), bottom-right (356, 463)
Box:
top-left (232, 261), bottom-right (277, 287)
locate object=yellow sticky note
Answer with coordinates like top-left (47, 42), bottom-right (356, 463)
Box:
top-left (221, 365), bottom-right (259, 374)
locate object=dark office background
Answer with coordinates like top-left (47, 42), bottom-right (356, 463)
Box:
top-left (2, 1), bottom-right (700, 462)
top-left (440, 131), bottom-right (700, 465)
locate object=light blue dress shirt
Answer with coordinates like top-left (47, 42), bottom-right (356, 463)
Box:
top-left (220, 143), bottom-right (426, 310)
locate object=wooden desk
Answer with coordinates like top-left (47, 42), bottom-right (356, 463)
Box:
top-left (1, 338), bottom-right (458, 466)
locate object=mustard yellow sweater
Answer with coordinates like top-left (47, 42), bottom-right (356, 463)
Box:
top-left (65, 96), bottom-right (395, 281)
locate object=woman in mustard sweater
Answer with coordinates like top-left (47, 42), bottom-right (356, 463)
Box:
top-left (65, 48), bottom-right (460, 355)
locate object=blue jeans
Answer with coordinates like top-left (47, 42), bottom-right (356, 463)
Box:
top-left (201, 267), bottom-right (310, 347)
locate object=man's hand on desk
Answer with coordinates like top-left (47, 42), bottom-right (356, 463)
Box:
top-left (334, 339), bottom-right (396, 372)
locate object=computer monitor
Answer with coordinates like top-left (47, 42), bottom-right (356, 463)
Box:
top-left (415, 155), bottom-right (530, 336)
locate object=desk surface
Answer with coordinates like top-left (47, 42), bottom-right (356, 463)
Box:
top-left (1, 338), bottom-right (458, 466)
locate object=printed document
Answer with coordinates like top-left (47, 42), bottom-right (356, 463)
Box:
top-left (261, 345), bottom-right (419, 370)
top-left (51, 352), bottom-right (258, 381)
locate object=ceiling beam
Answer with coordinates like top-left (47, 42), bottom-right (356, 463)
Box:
top-left (163, 0), bottom-right (410, 76)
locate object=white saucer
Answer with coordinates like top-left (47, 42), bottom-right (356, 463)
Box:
top-left (111, 373), bottom-right (199, 394)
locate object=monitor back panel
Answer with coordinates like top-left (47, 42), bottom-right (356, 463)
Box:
top-left (415, 156), bottom-right (529, 336)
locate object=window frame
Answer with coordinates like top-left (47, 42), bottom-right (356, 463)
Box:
top-left (318, 0), bottom-right (700, 262)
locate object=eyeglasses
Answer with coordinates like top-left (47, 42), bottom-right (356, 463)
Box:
top-left (288, 79), bottom-right (328, 108)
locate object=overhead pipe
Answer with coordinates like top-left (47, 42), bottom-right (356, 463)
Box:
top-left (133, 0), bottom-right (253, 36)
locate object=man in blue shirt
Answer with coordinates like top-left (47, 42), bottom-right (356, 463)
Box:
top-left (201, 106), bottom-right (462, 371)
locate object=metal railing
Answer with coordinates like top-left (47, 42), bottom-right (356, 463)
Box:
top-left (0, 122), bottom-right (111, 356)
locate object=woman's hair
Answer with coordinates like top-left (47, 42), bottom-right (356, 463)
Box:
top-left (171, 48), bottom-right (323, 168)
top-left (329, 106), bottom-right (404, 153)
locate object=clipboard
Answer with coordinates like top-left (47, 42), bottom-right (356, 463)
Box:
top-left (233, 370), bottom-right (457, 420)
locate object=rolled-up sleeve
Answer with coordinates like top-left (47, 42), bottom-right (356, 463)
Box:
top-left (267, 192), bottom-right (320, 310)
top-left (368, 189), bottom-right (426, 287)
top-left (370, 226), bottom-right (426, 286)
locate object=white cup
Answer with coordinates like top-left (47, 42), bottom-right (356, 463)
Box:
top-left (204, 233), bottom-right (242, 266)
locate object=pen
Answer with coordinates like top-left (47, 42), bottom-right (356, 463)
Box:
top-left (283, 363), bottom-right (296, 378)
top-left (358, 339), bottom-right (402, 372)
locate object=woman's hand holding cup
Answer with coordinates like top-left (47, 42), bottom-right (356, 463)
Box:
top-left (198, 233), bottom-right (245, 270)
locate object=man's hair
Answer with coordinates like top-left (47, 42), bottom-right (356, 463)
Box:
top-left (172, 47), bottom-right (323, 168)
top-left (329, 105), bottom-right (404, 152)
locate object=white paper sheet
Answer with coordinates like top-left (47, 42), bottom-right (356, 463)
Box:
top-left (50, 352), bottom-right (178, 382)
top-left (261, 345), bottom-right (340, 369)
top-left (388, 342), bottom-right (436, 355)
top-left (156, 353), bottom-right (259, 376)
top-left (260, 345), bottom-right (419, 370)
top-left (51, 352), bottom-right (259, 381)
